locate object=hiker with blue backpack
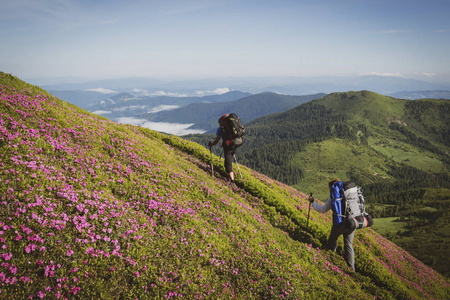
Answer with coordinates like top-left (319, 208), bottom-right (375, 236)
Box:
top-left (308, 179), bottom-right (373, 271)
top-left (208, 113), bottom-right (245, 184)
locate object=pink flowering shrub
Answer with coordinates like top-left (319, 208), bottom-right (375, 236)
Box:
top-left (0, 72), bottom-right (448, 299)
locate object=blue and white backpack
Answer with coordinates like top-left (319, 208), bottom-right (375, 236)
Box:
top-left (330, 181), bottom-right (373, 229)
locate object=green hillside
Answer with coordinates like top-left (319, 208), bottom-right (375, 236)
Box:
top-left (187, 90), bottom-right (450, 276)
top-left (1, 72), bottom-right (449, 299)
top-left (190, 91), bottom-right (448, 188)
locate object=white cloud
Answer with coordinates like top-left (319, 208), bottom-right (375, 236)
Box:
top-left (150, 91), bottom-right (188, 97)
top-left (148, 105), bottom-right (180, 113)
top-left (196, 88), bottom-right (230, 96)
top-left (130, 89), bottom-right (152, 96)
top-left (116, 117), bottom-right (206, 136)
top-left (141, 122), bottom-right (206, 136)
top-left (363, 72), bottom-right (438, 79)
top-left (116, 117), bottom-right (147, 126)
top-left (92, 110), bottom-right (111, 115)
top-left (112, 105), bottom-right (147, 112)
top-left (100, 99), bottom-right (115, 105)
top-left (362, 72), bottom-right (403, 77)
top-left (85, 88), bottom-right (117, 94)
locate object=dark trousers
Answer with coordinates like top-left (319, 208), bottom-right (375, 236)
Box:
top-left (223, 146), bottom-right (235, 173)
top-left (328, 223), bottom-right (356, 270)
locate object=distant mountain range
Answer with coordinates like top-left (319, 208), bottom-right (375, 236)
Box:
top-left (48, 87), bottom-right (327, 133)
top-left (89, 91), bottom-right (252, 120)
top-left (140, 92), bottom-right (327, 132)
top-left (40, 74), bottom-right (450, 136)
top-left (47, 89), bottom-right (118, 110)
top-left (38, 74), bottom-right (450, 96)
top-left (49, 90), bottom-right (251, 119)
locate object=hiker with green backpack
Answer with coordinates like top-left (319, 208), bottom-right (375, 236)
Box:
top-left (208, 113), bottom-right (245, 184)
top-left (308, 179), bottom-right (373, 271)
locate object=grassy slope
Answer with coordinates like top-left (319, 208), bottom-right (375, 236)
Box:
top-left (291, 138), bottom-right (390, 199)
top-left (1, 73), bottom-right (449, 299)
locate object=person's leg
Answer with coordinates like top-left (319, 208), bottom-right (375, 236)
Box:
top-left (343, 229), bottom-right (356, 270)
top-left (223, 148), bottom-right (235, 182)
top-left (328, 223), bottom-right (356, 270)
top-left (327, 225), bottom-right (341, 252)
top-left (229, 148), bottom-right (236, 181)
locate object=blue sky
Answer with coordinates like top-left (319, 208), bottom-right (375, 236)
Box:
top-left (1, 0), bottom-right (450, 82)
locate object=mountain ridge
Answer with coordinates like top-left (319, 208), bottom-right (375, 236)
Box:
top-left (51, 89), bottom-right (251, 112)
top-left (141, 92), bottom-right (327, 132)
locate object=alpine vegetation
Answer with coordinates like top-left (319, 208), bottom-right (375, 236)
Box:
top-left (0, 72), bottom-right (448, 299)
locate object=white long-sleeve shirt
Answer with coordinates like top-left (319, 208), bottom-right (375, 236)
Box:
top-left (312, 197), bottom-right (332, 213)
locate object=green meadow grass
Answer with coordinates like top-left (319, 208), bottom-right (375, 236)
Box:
top-left (292, 138), bottom-right (390, 199)
top-left (371, 217), bottom-right (409, 236)
top-left (369, 137), bottom-right (443, 172)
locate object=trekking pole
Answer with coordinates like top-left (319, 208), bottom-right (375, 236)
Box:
top-left (233, 154), bottom-right (243, 179)
top-left (306, 193), bottom-right (313, 230)
top-left (209, 146), bottom-right (214, 176)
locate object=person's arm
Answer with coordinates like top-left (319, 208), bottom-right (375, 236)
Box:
top-left (209, 135), bottom-right (221, 147)
top-left (209, 127), bottom-right (222, 147)
top-left (311, 197), bottom-right (332, 213)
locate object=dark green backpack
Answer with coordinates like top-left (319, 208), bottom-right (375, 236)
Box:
top-left (221, 113), bottom-right (245, 147)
